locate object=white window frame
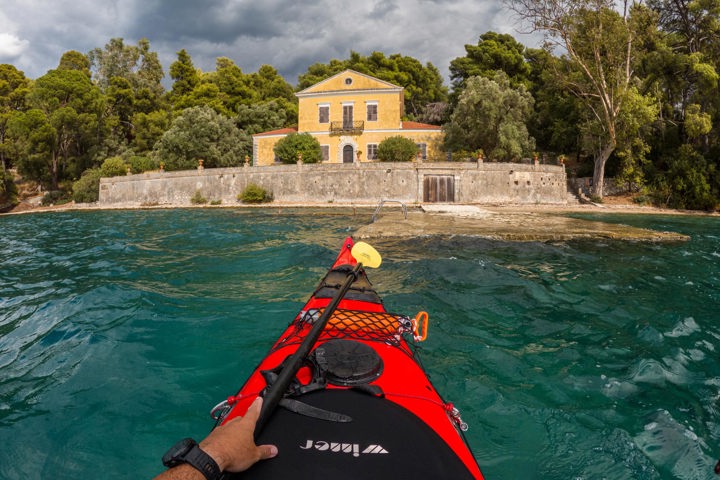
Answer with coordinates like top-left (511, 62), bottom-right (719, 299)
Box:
top-left (367, 143), bottom-right (378, 160)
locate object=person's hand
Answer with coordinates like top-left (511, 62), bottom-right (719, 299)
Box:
top-left (200, 397), bottom-right (278, 472)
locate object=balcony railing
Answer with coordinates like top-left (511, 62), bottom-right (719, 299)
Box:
top-left (330, 121), bottom-right (364, 135)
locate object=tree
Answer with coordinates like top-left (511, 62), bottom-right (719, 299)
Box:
top-left (0, 64), bottom-right (30, 172)
top-left (88, 38), bottom-right (163, 95)
top-left (653, 144), bottom-right (717, 209)
top-left (273, 133), bottom-right (322, 164)
top-left (86, 39), bottom-right (165, 156)
top-left (20, 69), bottom-right (102, 188)
top-left (0, 167), bottom-right (16, 206)
top-left (173, 81), bottom-right (225, 114)
top-left (443, 72), bottom-right (536, 160)
top-left (58, 51), bottom-right (92, 78)
top-left (506, 0), bottom-right (660, 197)
top-left (169, 49), bottom-right (200, 105)
top-left (449, 32), bottom-right (533, 97)
top-left (208, 57), bottom-right (256, 114)
top-left (247, 65), bottom-right (297, 121)
top-left (152, 105), bottom-right (251, 170)
top-left (648, 0), bottom-right (720, 55)
top-left (236, 101), bottom-right (288, 135)
top-left (644, 0), bottom-right (719, 151)
top-left (134, 38), bottom-right (165, 99)
top-left (131, 110), bottom-right (171, 154)
top-left (7, 109), bottom-right (56, 185)
top-left (105, 76), bottom-right (135, 146)
top-left (526, 52), bottom-right (584, 156)
top-left (377, 136), bottom-right (419, 162)
top-left (251, 65), bottom-right (296, 103)
top-left (174, 60), bottom-right (297, 120)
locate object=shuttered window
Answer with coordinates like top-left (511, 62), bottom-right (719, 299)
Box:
top-left (318, 105), bottom-right (329, 123)
top-left (367, 103), bottom-right (378, 121)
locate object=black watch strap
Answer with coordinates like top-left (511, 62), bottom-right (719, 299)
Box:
top-left (183, 444), bottom-right (222, 480)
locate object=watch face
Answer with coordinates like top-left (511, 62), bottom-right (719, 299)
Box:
top-left (162, 438), bottom-right (196, 467)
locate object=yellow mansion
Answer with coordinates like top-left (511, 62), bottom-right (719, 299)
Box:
top-left (252, 70), bottom-right (443, 165)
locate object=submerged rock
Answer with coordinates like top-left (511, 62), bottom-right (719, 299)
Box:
top-left (356, 208), bottom-right (690, 242)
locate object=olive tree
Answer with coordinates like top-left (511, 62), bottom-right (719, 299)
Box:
top-left (153, 105), bottom-right (251, 171)
top-left (443, 72), bottom-right (535, 160)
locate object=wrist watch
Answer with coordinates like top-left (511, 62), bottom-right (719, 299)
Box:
top-left (162, 438), bottom-right (222, 480)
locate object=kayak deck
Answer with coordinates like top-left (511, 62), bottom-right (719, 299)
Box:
top-left (218, 238), bottom-right (483, 479)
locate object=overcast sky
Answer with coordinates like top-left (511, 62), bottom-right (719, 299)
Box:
top-left (0, 0), bottom-right (538, 87)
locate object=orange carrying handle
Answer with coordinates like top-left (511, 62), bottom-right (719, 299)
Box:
top-left (412, 311), bottom-right (429, 342)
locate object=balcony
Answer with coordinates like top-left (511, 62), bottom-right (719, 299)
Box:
top-left (330, 121), bottom-right (364, 136)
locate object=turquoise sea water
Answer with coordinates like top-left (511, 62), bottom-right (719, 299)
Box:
top-left (1, 209), bottom-right (719, 479)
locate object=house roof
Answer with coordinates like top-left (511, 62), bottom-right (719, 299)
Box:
top-left (402, 121), bottom-right (441, 130)
top-left (252, 127), bottom-right (297, 137)
top-left (296, 69), bottom-right (403, 96)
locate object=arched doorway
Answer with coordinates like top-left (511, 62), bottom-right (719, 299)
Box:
top-left (342, 145), bottom-right (354, 163)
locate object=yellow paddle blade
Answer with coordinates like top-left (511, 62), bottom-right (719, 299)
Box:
top-left (351, 242), bottom-right (382, 268)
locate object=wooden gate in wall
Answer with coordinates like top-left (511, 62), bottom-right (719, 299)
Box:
top-left (423, 175), bottom-right (455, 202)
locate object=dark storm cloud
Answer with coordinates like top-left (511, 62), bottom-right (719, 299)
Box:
top-left (1, 0), bottom-right (532, 86)
top-left (128, 0), bottom-right (290, 43)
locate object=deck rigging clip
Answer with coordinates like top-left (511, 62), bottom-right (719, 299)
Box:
top-left (444, 402), bottom-right (469, 432)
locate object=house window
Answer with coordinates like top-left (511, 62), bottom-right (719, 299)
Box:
top-left (367, 144), bottom-right (378, 160)
top-left (318, 105), bottom-right (329, 124)
top-left (416, 143), bottom-right (427, 160)
top-left (321, 145), bottom-right (329, 162)
top-left (366, 103), bottom-right (378, 121)
top-left (342, 104), bottom-right (354, 128)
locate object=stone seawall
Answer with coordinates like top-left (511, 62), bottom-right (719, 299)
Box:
top-left (98, 162), bottom-right (567, 206)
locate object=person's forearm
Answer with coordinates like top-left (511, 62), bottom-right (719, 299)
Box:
top-left (153, 464), bottom-right (205, 480)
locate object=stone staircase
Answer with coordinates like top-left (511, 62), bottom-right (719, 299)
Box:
top-left (566, 185), bottom-right (593, 205)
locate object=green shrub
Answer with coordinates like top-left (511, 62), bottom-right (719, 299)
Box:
top-left (127, 156), bottom-right (156, 173)
top-left (210, 199), bottom-right (222, 205)
top-left (41, 190), bottom-right (70, 206)
top-left (99, 156), bottom-right (128, 177)
top-left (273, 133), bottom-right (322, 164)
top-left (238, 184), bottom-right (273, 204)
top-left (72, 168), bottom-right (102, 203)
top-left (633, 194), bottom-right (651, 205)
top-left (190, 190), bottom-right (208, 205)
top-left (377, 136), bottom-right (419, 162)
top-left (651, 144), bottom-right (718, 210)
top-left (449, 149), bottom-right (478, 162)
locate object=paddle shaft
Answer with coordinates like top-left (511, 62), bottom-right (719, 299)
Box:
top-left (255, 262), bottom-right (362, 437)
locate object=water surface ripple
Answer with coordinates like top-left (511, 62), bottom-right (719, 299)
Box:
top-left (1, 210), bottom-right (718, 479)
